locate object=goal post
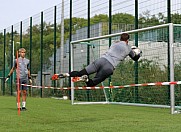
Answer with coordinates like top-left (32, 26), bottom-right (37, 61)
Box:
top-left (70, 23), bottom-right (181, 114)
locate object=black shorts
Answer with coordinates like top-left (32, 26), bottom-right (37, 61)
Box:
top-left (85, 57), bottom-right (114, 85)
top-left (16, 78), bottom-right (29, 90)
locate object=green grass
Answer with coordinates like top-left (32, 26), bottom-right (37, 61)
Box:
top-left (0, 96), bottom-right (181, 132)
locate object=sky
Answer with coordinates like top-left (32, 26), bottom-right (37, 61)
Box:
top-left (0, 0), bottom-right (180, 31)
top-left (0, 0), bottom-right (61, 30)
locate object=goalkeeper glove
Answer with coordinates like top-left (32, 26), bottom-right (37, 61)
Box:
top-left (131, 46), bottom-right (142, 56)
top-left (5, 75), bottom-right (10, 83)
top-left (28, 76), bottom-right (32, 84)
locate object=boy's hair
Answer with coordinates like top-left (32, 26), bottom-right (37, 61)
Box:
top-left (120, 33), bottom-right (129, 41)
top-left (19, 48), bottom-right (26, 53)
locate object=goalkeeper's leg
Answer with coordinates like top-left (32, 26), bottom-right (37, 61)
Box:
top-left (86, 59), bottom-right (114, 87)
top-left (52, 69), bottom-right (88, 80)
top-left (69, 69), bottom-right (88, 77)
top-left (85, 72), bottom-right (108, 87)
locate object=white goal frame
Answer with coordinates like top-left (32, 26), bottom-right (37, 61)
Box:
top-left (70, 23), bottom-right (181, 114)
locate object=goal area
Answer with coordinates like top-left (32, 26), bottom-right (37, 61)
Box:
top-left (70, 23), bottom-right (181, 114)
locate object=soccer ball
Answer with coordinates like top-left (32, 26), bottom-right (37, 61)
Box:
top-left (131, 46), bottom-right (142, 56)
top-left (63, 96), bottom-right (68, 100)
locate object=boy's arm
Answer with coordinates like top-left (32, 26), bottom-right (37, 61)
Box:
top-left (5, 59), bottom-right (17, 82)
top-left (5, 67), bottom-right (15, 82)
top-left (27, 62), bottom-right (32, 84)
top-left (28, 69), bottom-right (32, 84)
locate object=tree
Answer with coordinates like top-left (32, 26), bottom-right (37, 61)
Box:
top-left (112, 13), bottom-right (134, 24)
top-left (90, 14), bottom-right (108, 24)
top-left (138, 10), bottom-right (168, 27)
top-left (171, 13), bottom-right (181, 24)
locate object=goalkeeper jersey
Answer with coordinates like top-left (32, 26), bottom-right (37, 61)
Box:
top-left (101, 41), bottom-right (132, 68)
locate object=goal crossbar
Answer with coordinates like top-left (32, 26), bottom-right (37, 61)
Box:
top-left (71, 23), bottom-right (176, 44)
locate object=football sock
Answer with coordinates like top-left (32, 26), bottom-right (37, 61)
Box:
top-left (64, 73), bottom-right (70, 77)
top-left (22, 101), bottom-right (26, 108)
top-left (17, 102), bottom-right (21, 108)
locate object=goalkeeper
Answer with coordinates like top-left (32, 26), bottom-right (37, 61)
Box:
top-left (54, 33), bottom-right (142, 86)
top-left (5, 48), bottom-right (32, 111)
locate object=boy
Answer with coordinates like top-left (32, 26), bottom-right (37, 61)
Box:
top-left (5, 48), bottom-right (32, 111)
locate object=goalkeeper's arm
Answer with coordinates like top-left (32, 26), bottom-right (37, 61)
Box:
top-left (129, 50), bottom-right (141, 61)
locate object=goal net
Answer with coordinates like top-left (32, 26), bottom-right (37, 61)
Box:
top-left (70, 23), bottom-right (181, 114)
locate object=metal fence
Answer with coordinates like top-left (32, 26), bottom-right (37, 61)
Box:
top-left (0, 0), bottom-right (181, 98)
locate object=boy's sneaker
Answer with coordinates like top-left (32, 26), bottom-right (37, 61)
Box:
top-left (21, 107), bottom-right (27, 111)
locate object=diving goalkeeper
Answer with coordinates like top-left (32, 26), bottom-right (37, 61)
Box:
top-left (52, 33), bottom-right (142, 86)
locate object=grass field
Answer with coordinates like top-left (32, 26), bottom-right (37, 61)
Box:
top-left (0, 96), bottom-right (181, 132)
